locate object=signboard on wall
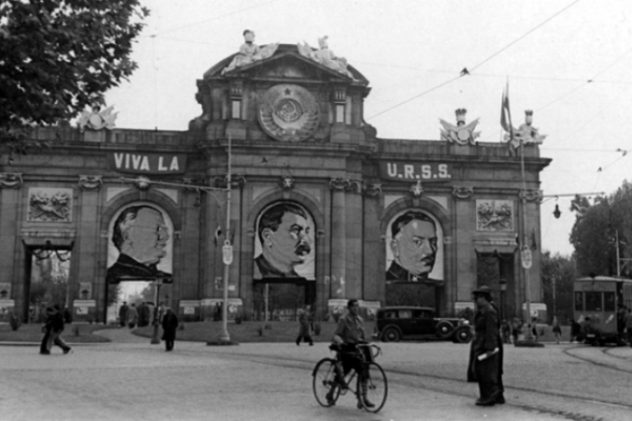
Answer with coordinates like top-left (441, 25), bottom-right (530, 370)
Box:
top-left (108, 152), bottom-right (187, 174)
top-left (379, 162), bottom-right (452, 181)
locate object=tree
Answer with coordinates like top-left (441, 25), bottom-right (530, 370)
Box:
top-left (0, 0), bottom-right (148, 152)
top-left (540, 251), bottom-right (576, 324)
top-left (569, 181), bottom-right (632, 277)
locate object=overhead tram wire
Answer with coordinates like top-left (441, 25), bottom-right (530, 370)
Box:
top-left (144, 0), bottom-right (281, 37)
top-left (468, 0), bottom-right (580, 73)
top-left (367, 0), bottom-right (580, 121)
top-left (537, 46), bottom-right (632, 112)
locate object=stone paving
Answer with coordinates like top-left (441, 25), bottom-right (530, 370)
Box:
top-left (2, 329), bottom-right (631, 421)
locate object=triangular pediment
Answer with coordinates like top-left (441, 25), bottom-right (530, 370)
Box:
top-left (203, 44), bottom-right (368, 85)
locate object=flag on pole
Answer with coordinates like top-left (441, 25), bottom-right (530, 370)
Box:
top-left (500, 81), bottom-right (513, 139)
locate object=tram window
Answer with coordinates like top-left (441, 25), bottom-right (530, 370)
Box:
top-left (604, 292), bottom-right (615, 311)
top-left (574, 292), bottom-right (583, 311)
top-left (585, 292), bottom-right (602, 311)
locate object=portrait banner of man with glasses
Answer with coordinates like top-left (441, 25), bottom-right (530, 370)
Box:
top-left (106, 203), bottom-right (173, 285)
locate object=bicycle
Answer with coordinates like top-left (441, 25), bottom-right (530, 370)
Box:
top-left (312, 342), bottom-right (388, 413)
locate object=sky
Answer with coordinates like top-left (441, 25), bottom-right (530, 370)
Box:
top-left (105, 0), bottom-right (632, 257)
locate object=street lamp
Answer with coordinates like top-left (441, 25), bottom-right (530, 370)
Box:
top-left (150, 278), bottom-right (163, 344)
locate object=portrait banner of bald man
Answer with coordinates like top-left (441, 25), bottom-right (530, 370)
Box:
top-left (253, 202), bottom-right (315, 281)
top-left (385, 210), bottom-right (444, 283)
top-left (106, 203), bottom-right (173, 284)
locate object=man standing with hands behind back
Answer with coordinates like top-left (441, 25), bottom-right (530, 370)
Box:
top-left (467, 285), bottom-right (503, 406)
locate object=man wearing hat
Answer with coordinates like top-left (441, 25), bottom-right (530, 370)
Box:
top-left (467, 285), bottom-right (503, 406)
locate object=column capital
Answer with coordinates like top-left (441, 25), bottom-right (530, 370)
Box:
top-left (0, 172), bottom-right (23, 189)
top-left (329, 177), bottom-right (348, 191)
top-left (452, 185), bottom-right (474, 200)
top-left (363, 183), bottom-right (382, 197)
top-left (519, 189), bottom-right (542, 202)
top-left (78, 175), bottom-right (103, 191)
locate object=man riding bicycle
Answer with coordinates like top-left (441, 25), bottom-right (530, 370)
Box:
top-left (326, 299), bottom-right (374, 408)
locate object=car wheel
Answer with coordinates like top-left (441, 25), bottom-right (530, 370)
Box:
top-left (453, 327), bottom-right (473, 343)
top-left (381, 326), bottom-right (401, 342)
top-left (435, 321), bottom-right (454, 339)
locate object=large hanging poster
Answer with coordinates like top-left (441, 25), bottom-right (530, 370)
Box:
top-left (253, 201), bottom-right (315, 281)
top-left (106, 203), bottom-right (173, 284)
top-left (385, 210), bottom-right (444, 283)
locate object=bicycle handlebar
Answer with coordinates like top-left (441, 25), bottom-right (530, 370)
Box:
top-left (329, 342), bottom-right (382, 359)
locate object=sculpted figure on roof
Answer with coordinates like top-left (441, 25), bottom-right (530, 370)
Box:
top-left (297, 35), bottom-right (353, 78)
top-left (222, 29), bottom-right (278, 74)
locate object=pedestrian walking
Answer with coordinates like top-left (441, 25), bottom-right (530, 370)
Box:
top-left (625, 308), bottom-right (632, 347)
top-left (552, 316), bottom-right (562, 344)
top-left (39, 306), bottom-right (54, 354)
top-left (570, 318), bottom-right (581, 343)
top-left (511, 317), bottom-right (521, 344)
top-left (467, 285), bottom-right (503, 406)
top-left (42, 305), bottom-right (72, 355)
top-left (127, 303), bottom-right (138, 328)
top-left (161, 307), bottom-right (179, 351)
top-left (118, 301), bottom-right (129, 328)
top-left (616, 304), bottom-right (627, 344)
top-left (295, 305), bottom-right (314, 346)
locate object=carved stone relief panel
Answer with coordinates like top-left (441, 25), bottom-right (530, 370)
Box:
top-left (27, 187), bottom-right (73, 222)
top-left (476, 199), bottom-right (514, 232)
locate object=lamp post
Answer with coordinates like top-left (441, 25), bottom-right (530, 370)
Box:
top-left (216, 135), bottom-right (233, 344)
top-left (150, 278), bottom-right (162, 344)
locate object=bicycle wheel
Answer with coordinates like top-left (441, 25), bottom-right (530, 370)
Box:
top-left (312, 358), bottom-right (341, 407)
top-left (359, 362), bottom-right (388, 412)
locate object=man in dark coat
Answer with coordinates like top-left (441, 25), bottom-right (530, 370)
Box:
top-left (295, 305), bottom-right (314, 346)
top-left (41, 305), bottom-right (72, 355)
top-left (161, 307), bottom-right (179, 351)
top-left (467, 285), bottom-right (502, 406)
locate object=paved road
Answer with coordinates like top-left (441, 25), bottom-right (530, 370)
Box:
top-left (1, 330), bottom-right (631, 421)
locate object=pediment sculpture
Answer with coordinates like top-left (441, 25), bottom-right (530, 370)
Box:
top-left (78, 105), bottom-right (117, 131)
top-left (440, 108), bottom-right (480, 145)
top-left (221, 29), bottom-right (279, 75)
top-left (505, 110), bottom-right (546, 148)
top-left (297, 36), bottom-right (353, 78)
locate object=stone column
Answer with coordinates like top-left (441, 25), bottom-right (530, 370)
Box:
top-left (329, 178), bottom-right (347, 298)
top-left (345, 180), bottom-right (363, 299)
top-left (362, 183), bottom-right (382, 301)
top-left (75, 176), bottom-right (103, 314)
top-left (0, 173), bottom-right (22, 316)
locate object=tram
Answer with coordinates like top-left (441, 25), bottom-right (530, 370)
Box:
top-left (573, 276), bottom-right (632, 345)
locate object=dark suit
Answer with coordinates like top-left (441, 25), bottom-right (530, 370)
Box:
top-left (254, 254), bottom-right (299, 279)
top-left (161, 311), bottom-right (179, 351)
top-left (467, 304), bottom-right (501, 403)
top-left (386, 261), bottom-right (438, 283)
top-left (106, 253), bottom-right (172, 284)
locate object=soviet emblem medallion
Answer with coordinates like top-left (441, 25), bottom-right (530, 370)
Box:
top-left (258, 84), bottom-right (320, 142)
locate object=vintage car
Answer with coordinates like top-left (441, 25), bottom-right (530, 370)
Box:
top-left (373, 306), bottom-right (473, 343)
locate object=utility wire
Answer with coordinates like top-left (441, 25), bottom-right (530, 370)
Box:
top-left (537, 46), bottom-right (632, 111)
top-left (367, 0), bottom-right (580, 121)
top-left (367, 75), bottom-right (462, 119)
top-left (149, 0), bottom-right (280, 36)
top-left (469, 0), bottom-right (580, 72)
